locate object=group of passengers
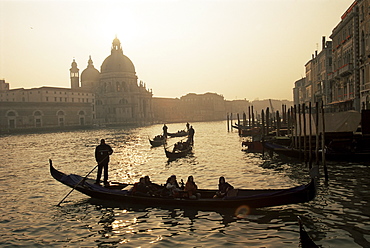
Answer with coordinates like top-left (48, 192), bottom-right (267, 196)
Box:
top-left (130, 175), bottom-right (234, 199)
top-left (173, 139), bottom-right (191, 152)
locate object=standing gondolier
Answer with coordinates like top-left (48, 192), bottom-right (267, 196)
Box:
top-left (188, 126), bottom-right (195, 144)
top-left (95, 139), bottom-right (113, 186)
top-left (163, 124), bottom-right (168, 138)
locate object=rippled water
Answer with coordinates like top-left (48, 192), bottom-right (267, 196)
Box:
top-left (1, 121), bottom-right (370, 247)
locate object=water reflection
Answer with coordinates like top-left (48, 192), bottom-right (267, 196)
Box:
top-left (57, 198), bottom-right (327, 248)
top-left (2, 122), bottom-right (370, 247)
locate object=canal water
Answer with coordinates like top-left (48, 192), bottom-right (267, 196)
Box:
top-left (1, 121), bottom-right (369, 247)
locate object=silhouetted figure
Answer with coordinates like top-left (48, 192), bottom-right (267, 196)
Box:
top-left (165, 175), bottom-right (181, 197)
top-left (184, 175), bottom-right (198, 199)
top-left (188, 126), bottom-right (195, 144)
top-left (163, 124), bottom-right (168, 138)
top-left (95, 139), bottom-right (113, 186)
top-left (214, 176), bottom-right (234, 198)
top-left (186, 122), bottom-right (190, 131)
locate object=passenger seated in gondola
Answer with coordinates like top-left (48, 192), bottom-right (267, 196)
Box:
top-left (144, 175), bottom-right (160, 196)
top-left (184, 176), bottom-right (200, 199)
top-left (132, 177), bottom-right (150, 196)
top-left (164, 175), bottom-right (182, 197)
top-left (173, 142), bottom-right (184, 152)
top-left (214, 176), bottom-right (234, 198)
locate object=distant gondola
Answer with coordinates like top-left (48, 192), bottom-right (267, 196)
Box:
top-left (49, 160), bottom-right (316, 209)
top-left (149, 135), bottom-right (166, 147)
top-left (167, 130), bottom-right (189, 137)
top-left (164, 140), bottom-right (193, 159)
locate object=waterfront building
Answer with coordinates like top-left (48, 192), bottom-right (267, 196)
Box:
top-left (180, 93), bottom-right (226, 121)
top-left (358, 0), bottom-right (370, 109)
top-left (293, 78), bottom-right (306, 106)
top-left (0, 37), bottom-right (153, 132)
top-left (293, 1), bottom-right (370, 112)
top-left (329, 1), bottom-right (360, 111)
top-left (77, 37), bottom-right (153, 125)
top-left (0, 79), bottom-right (94, 130)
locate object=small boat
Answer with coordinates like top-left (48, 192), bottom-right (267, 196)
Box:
top-left (298, 216), bottom-right (319, 248)
top-left (149, 135), bottom-right (166, 147)
top-left (164, 140), bottom-right (193, 159)
top-left (167, 130), bottom-right (189, 137)
top-left (49, 160), bottom-right (316, 209)
top-left (242, 140), bottom-right (264, 153)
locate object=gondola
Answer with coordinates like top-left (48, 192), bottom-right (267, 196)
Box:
top-left (167, 130), bottom-right (188, 137)
top-left (50, 160), bottom-right (316, 209)
top-left (149, 135), bottom-right (166, 147)
top-left (298, 216), bottom-right (319, 248)
top-left (164, 141), bottom-right (193, 159)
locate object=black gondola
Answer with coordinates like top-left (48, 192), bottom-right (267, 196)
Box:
top-left (50, 160), bottom-right (316, 209)
top-left (167, 130), bottom-right (189, 137)
top-left (149, 135), bottom-right (166, 147)
top-left (164, 140), bottom-right (193, 159)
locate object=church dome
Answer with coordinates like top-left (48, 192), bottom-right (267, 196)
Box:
top-left (81, 56), bottom-right (100, 82)
top-left (101, 38), bottom-right (136, 74)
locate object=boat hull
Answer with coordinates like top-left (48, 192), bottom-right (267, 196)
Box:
top-left (50, 160), bottom-right (316, 209)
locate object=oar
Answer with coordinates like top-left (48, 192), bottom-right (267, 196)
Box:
top-left (164, 136), bottom-right (189, 149)
top-left (56, 156), bottom-right (108, 206)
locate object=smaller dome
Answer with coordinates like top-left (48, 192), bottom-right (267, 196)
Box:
top-left (81, 56), bottom-right (100, 82)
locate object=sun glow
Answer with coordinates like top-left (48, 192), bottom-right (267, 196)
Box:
top-left (235, 205), bottom-right (251, 218)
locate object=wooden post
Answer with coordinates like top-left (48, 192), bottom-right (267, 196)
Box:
top-left (230, 113), bottom-right (233, 131)
top-left (261, 109), bottom-right (265, 157)
top-left (248, 106), bottom-right (251, 128)
top-left (227, 113), bottom-right (230, 131)
top-left (315, 102), bottom-right (319, 165)
top-left (287, 108), bottom-right (291, 138)
top-left (237, 113), bottom-right (241, 136)
top-left (251, 105), bottom-right (255, 127)
top-left (303, 103), bottom-right (307, 164)
top-left (266, 107), bottom-right (270, 136)
top-left (321, 101), bottom-right (328, 181)
top-left (298, 104), bottom-right (302, 159)
top-left (243, 112), bottom-right (247, 127)
top-left (261, 109), bottom-right (265, 136)
top-left (308, 102), bottom-right (312, 168)
top-left (294, 105), bottom-right (298, 149)
top-left (276, 110), bottom-right (280, 137)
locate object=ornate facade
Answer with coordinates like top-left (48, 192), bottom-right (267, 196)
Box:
top-left (74, 37), bottom-right (153, 125)
top-left (0, 37), bottom-right (153, 132)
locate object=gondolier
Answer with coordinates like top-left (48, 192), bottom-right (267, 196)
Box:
top-left (95, 139), bottom-right (113, 186)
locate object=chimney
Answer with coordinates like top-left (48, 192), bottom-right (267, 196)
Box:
top-left (322, 36), bottom-right (326, 50)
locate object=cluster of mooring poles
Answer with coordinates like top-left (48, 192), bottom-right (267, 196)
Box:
top-left (227, 101), bottom-right (329, 181)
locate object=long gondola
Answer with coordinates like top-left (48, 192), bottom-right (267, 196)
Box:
top-left (50, 160), bottom-right (316, 209)
top-left (164, 140), bottom-right (193, 159)
top-left (167, 130), bottom-right (188, 137)
top-left (149, 135), bottom-right (166, 147)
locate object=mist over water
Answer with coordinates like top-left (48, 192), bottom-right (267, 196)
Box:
top-left (1, 121), bottom-right (369, 247)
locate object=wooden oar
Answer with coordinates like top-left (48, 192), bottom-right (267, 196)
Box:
top-left (164, 136), bottom-right (189, 149)
top-left (56, 156), bottom-right (108, 206)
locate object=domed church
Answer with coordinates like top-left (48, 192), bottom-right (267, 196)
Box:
top-left (70, 37), bottom-right (153, 125)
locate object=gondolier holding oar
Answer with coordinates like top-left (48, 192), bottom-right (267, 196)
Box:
top-left (95, 139), bottom-right (113, 186)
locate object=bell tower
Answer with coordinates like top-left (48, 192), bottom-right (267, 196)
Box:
top-left (70, 58), bottom-right (80, 89)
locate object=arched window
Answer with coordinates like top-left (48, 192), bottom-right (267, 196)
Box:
top-left (34, 110), bottom-right (43, 127)
top-left (6, 111), bottom-right (17, 128)
top-left (78, 110), bottom-right (85, 125)
top-left (57, 110), bottom-right (65, 126)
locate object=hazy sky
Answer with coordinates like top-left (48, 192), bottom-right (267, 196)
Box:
top-left (0, 0), bottom-right (355, 101)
